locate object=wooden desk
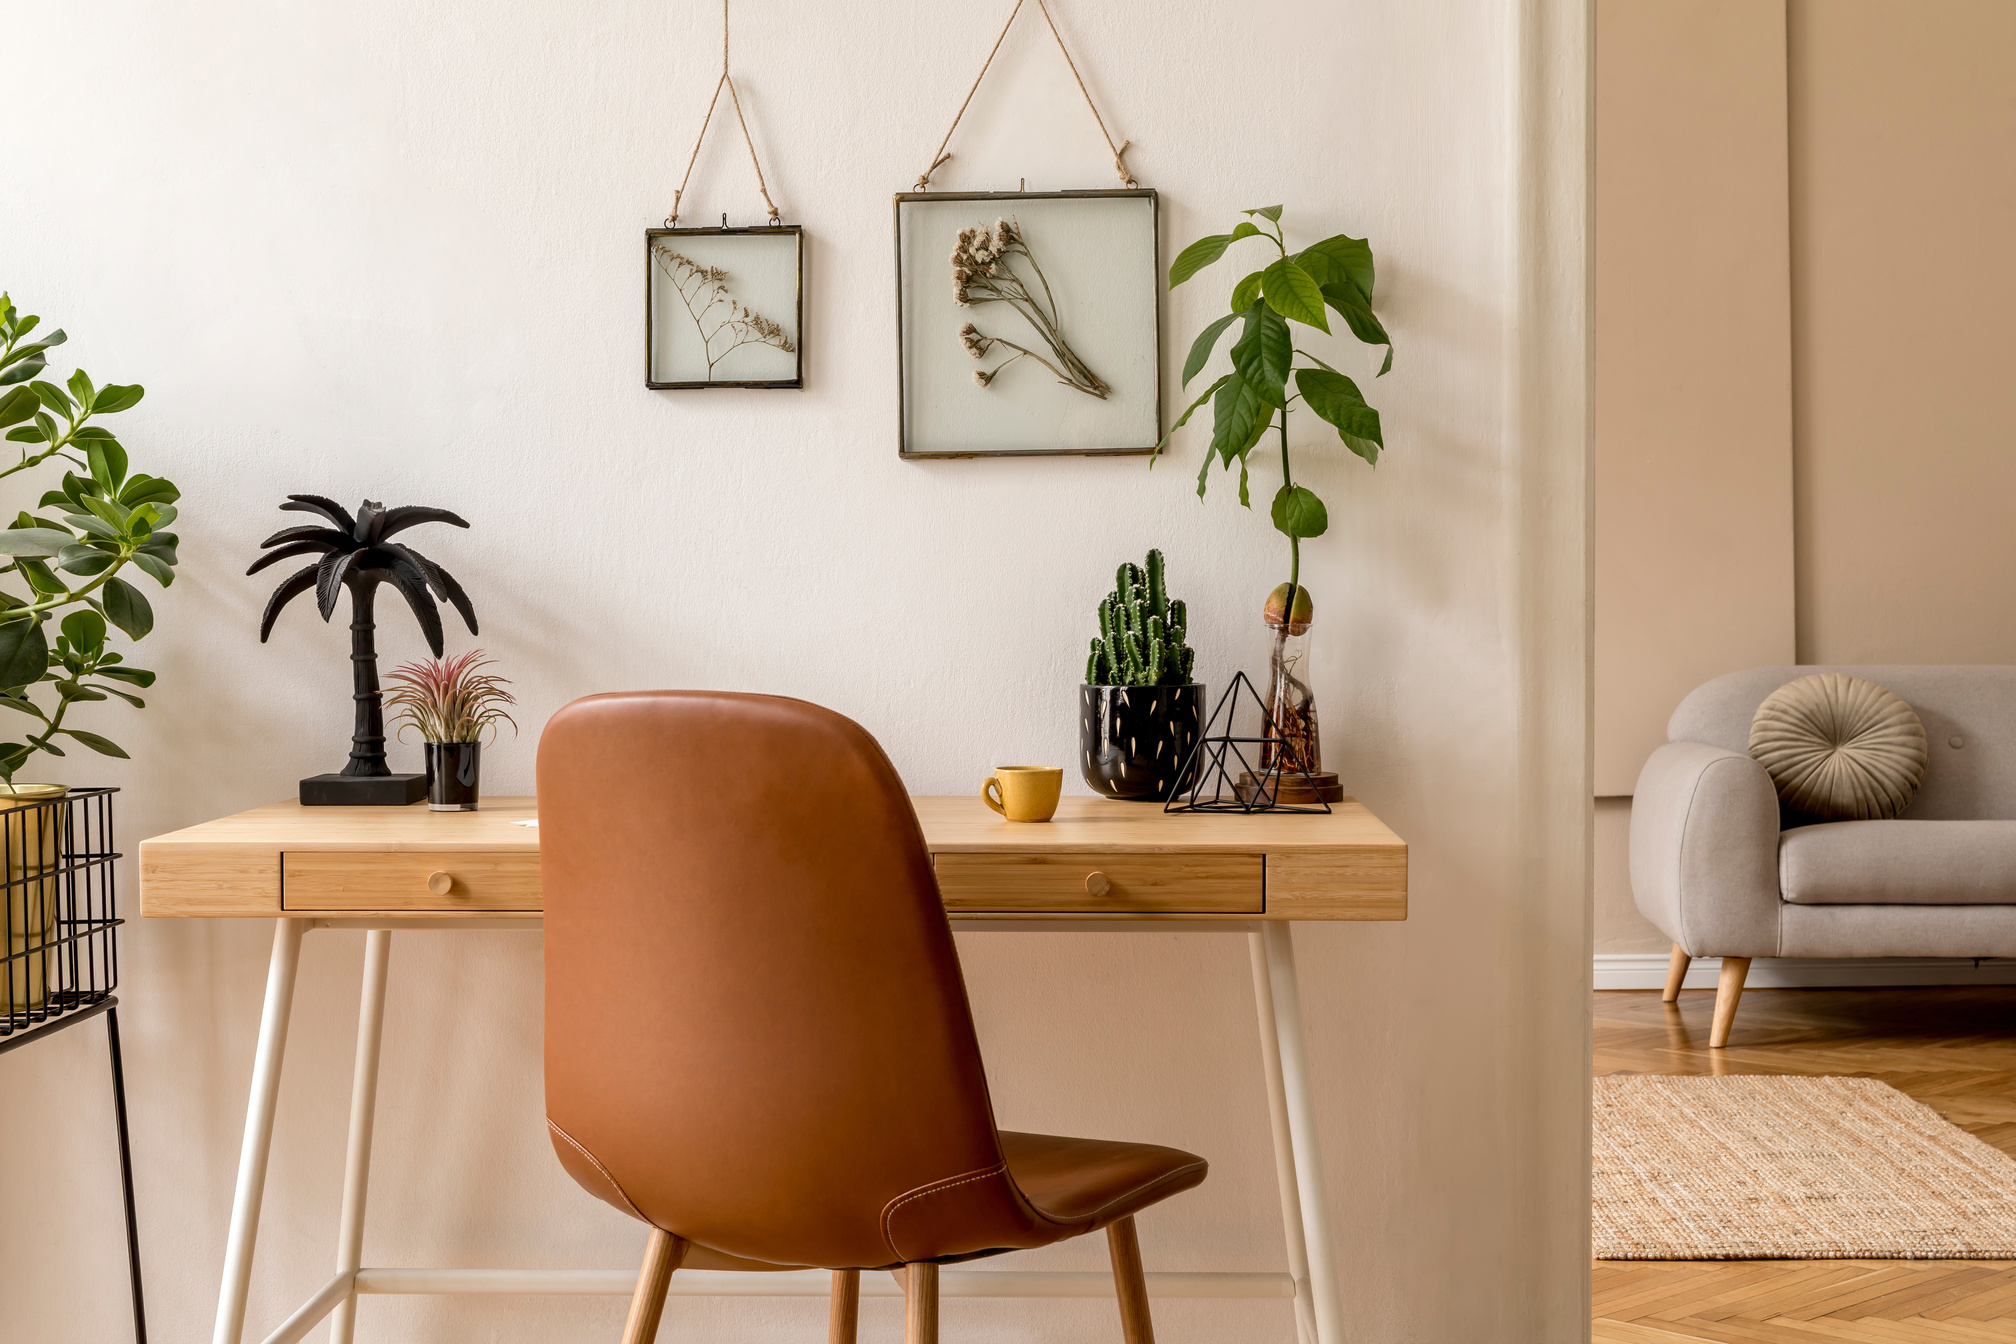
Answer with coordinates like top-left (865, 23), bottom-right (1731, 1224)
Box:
top-left (143, 796), bottom-right (1406, 1344)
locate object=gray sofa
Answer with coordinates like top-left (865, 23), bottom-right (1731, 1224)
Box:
top-left (1630, 666), bottom-right (2016, 1046)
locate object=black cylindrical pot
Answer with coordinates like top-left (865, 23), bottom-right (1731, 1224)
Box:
top-left (425, 742), bottom-right (481, 812)
top-left (1079, 683), bottom-right (1205, 802)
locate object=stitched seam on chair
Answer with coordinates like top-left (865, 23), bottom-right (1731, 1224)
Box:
top-left (548, 1120), bottom-right (650, 1223)
top-left (881, 1163), bottom-right (1008, 1262)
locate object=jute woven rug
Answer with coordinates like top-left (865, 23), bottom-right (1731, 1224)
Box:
top-left (1594, 1074), bottom-right (2016, 1259)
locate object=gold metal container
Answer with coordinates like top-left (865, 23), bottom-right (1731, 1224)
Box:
top-left (3, 783), bottom-right (69, 1016)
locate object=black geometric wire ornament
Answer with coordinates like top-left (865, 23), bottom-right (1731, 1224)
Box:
top-left (1165, 671), bottom-right (1332, 814)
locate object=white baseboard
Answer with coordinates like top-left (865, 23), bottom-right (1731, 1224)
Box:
top-left (1594, 952), bottom-right (2016, 991)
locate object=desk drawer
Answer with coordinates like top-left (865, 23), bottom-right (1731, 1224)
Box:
top-left (933, 852), bottom-right (1262, 914)
top-left (282, 852), bottom-right (541, 911)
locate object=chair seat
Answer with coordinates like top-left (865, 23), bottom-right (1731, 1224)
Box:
top-left (999, 1130), bottom-right (1208, 1233)
top-left (1780, 820), bottom-right (2016, 905)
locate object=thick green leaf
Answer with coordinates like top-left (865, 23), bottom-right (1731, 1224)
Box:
top-left (0, 694), bottom-right (44, 720)
top-left (60, 609), bottom-right (106, 652)
top-left (94, 686), bottom-right (144, 708)
top-left (59, 684), bottom-right (108, 703)
top-left (0, 528), bottom-right (77, 557)
top-left (129, 552), bottom-right (174, 587)
top-left (62, 728), bottom-right (128, 759)
top-left (1270, 484), bottom-right (1330, 540)
top-left (1295, 234), bottom-right (1375, 300)
top-left (64, 513), bottom-right (120, 541)
top-left (1180, 312), bottom-right (1241, 387)
top-left (86, 438), bottom-right (128, 492)
top-left (91, 383), bottom-right (143, 414)
top-left (30, 381), bottom-right (73, 416)
top-left (1260, 259), bottom-right (1330, 332)
top-left (1209, 369), bottom-right (1273, 470)
top-left (66, 368), bottom-right (96, 410)
top-left (81, 494), bottom-right (128, 529)
top-left (1229, 221), bottom-right (1263, 242)
top-left (102, 577), bottom-right (153, 640)
top-left (97, 665), bottom-right (155, 688)
top-left (55, 544), bottom-right (115, 576)
top-left (1168, 233), bottom-right (1233, 288)
top-left (0, 355), bottom-right (47, 387)
top-left (0, 620), bottom-right (48, 690)
top-left (1244, 205), bottom-right (1283, 222)
top-left (17, 559), bottom-right (63, 594)
top-left (0, 330), bottom-right (64, 368)
top-left (5, 426), bottom-right (45, 443)
top-left (0, 385), bottom-right (36, 428)
top-left (1229, 303), bottom-right (1293, 406)
top-left (1295, 367), bottom-right (1384, 464)
top-left (1229, 269), bottom-right (1265, 313)
top-left (117, 474), bottom-right (178, 507)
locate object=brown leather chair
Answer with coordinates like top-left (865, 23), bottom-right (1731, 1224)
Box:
top-left (539, 691), bottom-right (1208, 1344)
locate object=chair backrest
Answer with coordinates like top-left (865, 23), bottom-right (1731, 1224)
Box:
top-left (539, 691), bottom-right (1005, 1268)
top-left (1669, 666), bottom-right (2016, 820)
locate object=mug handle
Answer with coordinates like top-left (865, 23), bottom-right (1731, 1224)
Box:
top-left (983, 777), bottom-right (1006, 816)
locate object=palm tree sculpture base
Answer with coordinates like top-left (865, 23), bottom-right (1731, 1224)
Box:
top-left (251, 495), bottom-right (479, 807)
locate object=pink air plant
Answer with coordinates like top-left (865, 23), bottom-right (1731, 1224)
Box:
top-left (382, 650), bottom-right (517, 745)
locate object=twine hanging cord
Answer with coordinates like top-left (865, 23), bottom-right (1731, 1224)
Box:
top-left (915, 0), bottom-right (1137, 191)
top-left (668, 0), bottom-right (781, 226)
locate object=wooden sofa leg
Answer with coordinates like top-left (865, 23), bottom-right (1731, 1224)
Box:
top-left (829, 1268), bottom-right (860, 1344)
top-left (621, 1228), bottom-right (686, 1344)
top-left (1663, 944), bottom-right (1692, 1002)
top-left (1710, 957), bottom-right (1751, 1048)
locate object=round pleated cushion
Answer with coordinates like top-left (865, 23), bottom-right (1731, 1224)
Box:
top-left (1748, 673), bottom-right (1928, 821)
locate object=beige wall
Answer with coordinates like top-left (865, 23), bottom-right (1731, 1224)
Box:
top-left (1596, 0), bottom-right (2016, 952)
top-left (1592, 0), bottom-right (1796, 797)
top-left (1790, 0), bottom-right (2016, 665)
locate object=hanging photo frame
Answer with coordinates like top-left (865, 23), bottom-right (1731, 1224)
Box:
top-left (648, 0), bottom-right (802, 391)
top-left (896, 0), bottom-right (1156, 456)
top-left (647, 224), bottom-right (802, 389)
top-left (895, 189), bottom-right (1159, 458)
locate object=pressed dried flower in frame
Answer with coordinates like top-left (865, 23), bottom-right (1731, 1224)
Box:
top-left (646, 224), bottom-right (803, 389)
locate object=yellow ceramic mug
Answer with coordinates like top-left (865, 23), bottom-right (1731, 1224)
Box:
top-left (983, 766), bottom-right (1063, 822)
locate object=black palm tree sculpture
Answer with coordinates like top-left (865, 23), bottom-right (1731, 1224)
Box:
top-left (250, 495), bottom-right (477, 786)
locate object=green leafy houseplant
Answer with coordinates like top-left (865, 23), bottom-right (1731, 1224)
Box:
top-left (1158, 205), bottom-right (1392, 619)
top-left (0, 293), bottom-right (180, 781)
top-left (1086, 549), bottom-right (1195, 687)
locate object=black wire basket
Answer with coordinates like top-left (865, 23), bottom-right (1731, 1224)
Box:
top-left (1, 786), bottom-right (121, 1038)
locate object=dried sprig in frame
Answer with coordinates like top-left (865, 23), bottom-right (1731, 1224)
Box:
top-left (896, 190), bottom-right (1160, 459)
top-left (646, 225), bottom-right (802, 389)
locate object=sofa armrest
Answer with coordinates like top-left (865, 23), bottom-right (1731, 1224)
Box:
top-left (1629, 741), bottom-right (1781, 958)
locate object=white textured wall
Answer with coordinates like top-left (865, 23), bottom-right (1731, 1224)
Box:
top-left (0, 2), bottom-right (1590, 1341)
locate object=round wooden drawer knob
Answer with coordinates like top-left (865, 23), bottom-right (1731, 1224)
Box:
top-left (1085, 871), bottom-right (1111, 897)
top-left (426, 871), bottom-right (454, 896)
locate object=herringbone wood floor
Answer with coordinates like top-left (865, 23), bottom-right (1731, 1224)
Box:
top-left (1595, 985), bottom-right (2016, 1341)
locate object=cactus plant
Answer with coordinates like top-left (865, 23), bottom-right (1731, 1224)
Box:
top-left (1085, 548), bottom-right (1196, 687)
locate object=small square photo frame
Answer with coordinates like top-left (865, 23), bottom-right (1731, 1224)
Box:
top-left (647, 224), bottom-right (803, 389)
top-left (895, 189), bottom-right (1161, 458)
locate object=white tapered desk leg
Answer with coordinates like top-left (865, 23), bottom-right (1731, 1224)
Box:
top-left (214, 918), bottom-right (308, 1344)
top-left (328, 929), bottom-right (392, 1344)
top-left (1261, 922), bottom-right (1344, 1344)
top-left (1250, 931), bottom-right (1319, 1344)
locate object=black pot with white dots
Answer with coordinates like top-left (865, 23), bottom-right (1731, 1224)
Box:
top-left (1079, 683), bottom-right (1205, 802)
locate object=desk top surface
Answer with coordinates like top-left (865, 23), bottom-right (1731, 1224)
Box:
top-left (139, 794), bottom-right (1404, 855)
top-left (139, 795), bottom-right (1407, 922)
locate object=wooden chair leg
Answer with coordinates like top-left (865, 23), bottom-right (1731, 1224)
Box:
top-left (829, 1268), bottom-right (860, 1344)
top-left (904, 1261), bottom-right (939, 1344)
top-left (1662, 943), bottom-right (1692, 1002)
top-left (1710, 957), bottom-right (1750, 1048)
top-left (621, 1227), bottom-right (686, 1344)
top-left (1106, 1215), bottom-right (1156, 1344)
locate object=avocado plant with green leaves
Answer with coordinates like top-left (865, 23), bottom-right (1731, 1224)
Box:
top-left (1157, 205), bottom-right (1392, 628)
top-left (0, 292), bottom-right (180, 781)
